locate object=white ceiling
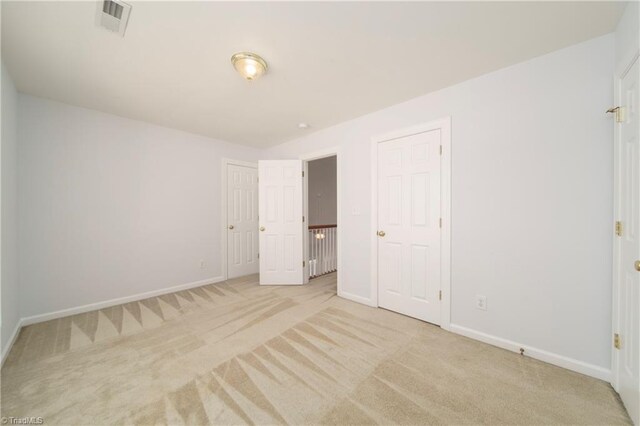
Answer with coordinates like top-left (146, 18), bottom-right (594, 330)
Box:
top-left (1, 1), bottom-right (626, 147)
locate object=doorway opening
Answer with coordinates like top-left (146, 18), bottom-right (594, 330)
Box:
top-left (299, 147), bottom-right (342, 292)
top-left (255, 149), bottom-right (341, 288)
top-left (306, 156), bottom-right (338, 279)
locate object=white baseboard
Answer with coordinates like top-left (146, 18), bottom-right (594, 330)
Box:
top-left (1, 318), bottom-right (24, 367)
top-left (7, 281), bottom-right (611, 384)
top-left (21, 276), bottom-right (225, 326)
top-left (337, 289), bottom-right (376, 307)
top-left (450, 324), bottom-right (611, 382)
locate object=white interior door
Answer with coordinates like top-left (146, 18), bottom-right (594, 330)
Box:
top-left (258, 160), bottom-right (304, 285)
top-left (614, 57), bottom-right (639, 425)
top-left (377, 130), bottom-right (442, 324)
top-left (227, 164), bottom-right (259, 279)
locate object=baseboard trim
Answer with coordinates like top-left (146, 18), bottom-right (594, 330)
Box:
top-left (1, 318), bottom-right (24, 367)
top-left (450, 324), bottom-right (611, 382)
top-left (337, 289), bottom-right (376, 307)
top-left (21, 276), bottom-right (225, 326)
top-left (9, 282), bottom-right (611, 383)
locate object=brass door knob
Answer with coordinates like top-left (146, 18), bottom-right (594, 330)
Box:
top-left (377, 230), bottom-right (386, 237)
top-left (260, 226), bottom-right (265, 232)
top-left (635, 260), bottom-right (640, 272)
top-left (228, 225), bottom-right (234, 230)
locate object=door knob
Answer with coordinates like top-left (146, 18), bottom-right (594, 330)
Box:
top-left (635, 260), bottom-right (640, 272)
top-left (260, 226), bottom-right (265, 232)
top-left (377, 230), bottom-right (386, 237)
top-left (228, 225), bottom-right (234, 230)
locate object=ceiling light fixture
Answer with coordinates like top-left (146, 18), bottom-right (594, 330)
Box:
top-left (298, 122), bottom-right (310, 129)
top-left (231, 52), bottom-right (268, 81)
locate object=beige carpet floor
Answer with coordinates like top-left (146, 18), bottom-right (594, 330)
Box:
top-left (1, 273), bottom-right (631, 425)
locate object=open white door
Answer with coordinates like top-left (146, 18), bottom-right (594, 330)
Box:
top-left (613, 57), bottom-right (639, 425)
top-left (226, 164), bottom-right (259, 279)
top-left (258, 160), bottom-right (305, 285)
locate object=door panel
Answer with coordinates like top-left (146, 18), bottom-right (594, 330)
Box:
top-left (411, 244), bottom-right (428, 300)
top-left (259, 160), bottom-right (304, 285)
top-left (377, 130), bottom-right (442, 324)
top-left (616, 57), bottom-right (639, 425)
top-left (227, 164), bottom-right (258, 279)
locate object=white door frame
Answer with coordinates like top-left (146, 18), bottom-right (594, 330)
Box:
top-left (221, 158), bottom-right (258, 281)
top-left (611, 51), bottom-right (639, 391)
top-left (299, 147), bottom-right (342, 292)
top-left (370, 117), bottom-right (452, 330)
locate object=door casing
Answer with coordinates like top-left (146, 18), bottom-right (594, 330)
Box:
top-left (611, 51), bottom-right (640, 395)
top-left (370, 117), bottom-right (452, 330)
top-left (221, 158), bottom-right (258, 280)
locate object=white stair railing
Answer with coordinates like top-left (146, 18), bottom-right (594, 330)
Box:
top-left (308, 225), bottom-right (337, 278)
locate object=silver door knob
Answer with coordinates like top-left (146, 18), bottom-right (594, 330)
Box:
top-left (260, 226), bottom-right (265, 232)
top-left (377, 230), bottom-right (386, 237)
top-left (228, 225), bottom-right (234, 230)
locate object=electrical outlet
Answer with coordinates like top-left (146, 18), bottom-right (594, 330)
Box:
top-left (200, 260), bottom-right (205, 269)
top-left (476, 295), bottom-right (487, 311)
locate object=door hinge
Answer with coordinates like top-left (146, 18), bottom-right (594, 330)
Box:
top-left (302, 171), bottom-right (305, 177)
top-left (439, 218), bottom-right (442, 228)
top-left (614, 333), bottom-right (621, 349)
top-left (439, 145), bottom-right (442, 155)
top-left (257, 253), bottom-right (259, 259)
top-left (303, 260), bottom-right (306, 267)
top-left (303, 216), bottom-right (305, 222)
top-left (439, 290), bottom-right (442, 301)
top-left (607, 106), bottom-right (625, 123)
top-left (615, 221), bottom-right (623, 237)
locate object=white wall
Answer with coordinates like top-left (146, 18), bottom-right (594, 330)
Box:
top-left (18, 95), bottom-right (261, 318)
top-left (615, 1), bottom-right (638, 74)
top-left (267, 35), bottom-right (615, 372)
top-left (308, 156), bottom-right (337, 226)
top-left (1, 62), bottom-right (20, 358)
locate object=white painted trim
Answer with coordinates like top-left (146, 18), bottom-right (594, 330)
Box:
top-left (21, 276), bottom-right (224, 326)
top-left (222, 158), bottom-right (259, 169)
top-left (450, 324), bottom-right (611, 382)
top-left (302, 160), bottom-right (310, 284)
top-left (615, 48), bottom-right (640, 79)
top-left (338, 289), bottom-right (376, 307)
top-left (611, 71), bottom-right (623, 392)
top-left (370, 135), bottom-right (379, 307)
top-left (299, 146), bottom-right (341, 162)
top-left (611, 51), bottom-right (639, 391)
top-left (439, 117), bottom-right (452, 331)
top-left (221, 158), bottom-right (258, 280)
top-left (370, 117), bottom-right (452, 328)
top-left (299, 147), bottom-right (342, 294)
top-left (1, 318), bottom-right (24, 367)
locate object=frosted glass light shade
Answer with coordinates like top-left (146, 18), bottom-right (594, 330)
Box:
top-left (231, 52), bottom-right (268, 81)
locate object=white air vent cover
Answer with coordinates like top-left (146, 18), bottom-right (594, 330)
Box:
top-left (95, 0), bottom-right (131, 37)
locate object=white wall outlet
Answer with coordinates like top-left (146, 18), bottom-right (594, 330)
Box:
top-left (476, 295), bottom-right (487, 311)
top-left (200, 260), bottom-right (205, 269)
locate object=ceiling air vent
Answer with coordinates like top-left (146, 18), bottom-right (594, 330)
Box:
top-left (95, 0), bottom-right (131, 37)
